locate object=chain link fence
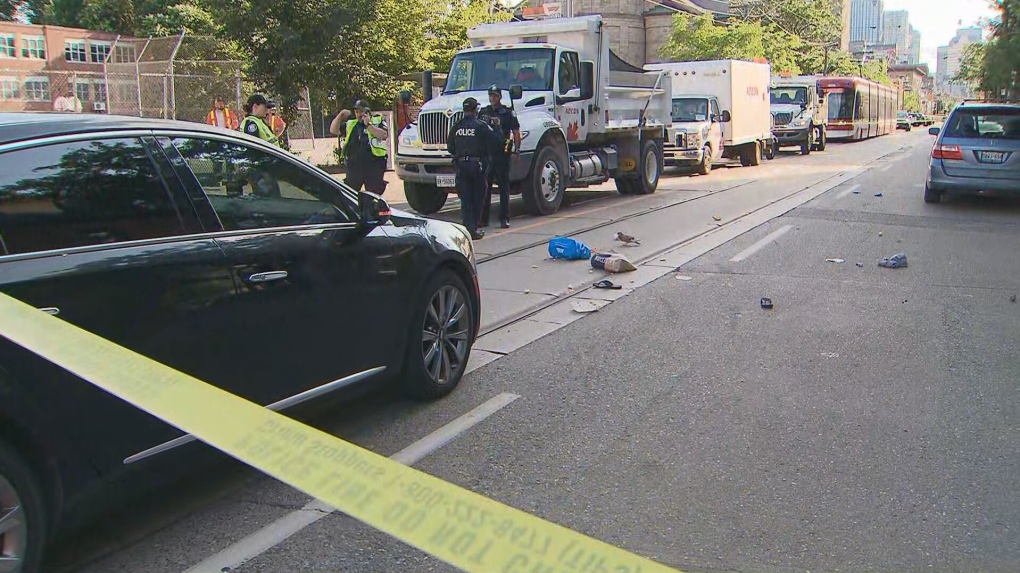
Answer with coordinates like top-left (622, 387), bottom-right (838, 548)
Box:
top-left (1, 32), bottom-right (331, 163)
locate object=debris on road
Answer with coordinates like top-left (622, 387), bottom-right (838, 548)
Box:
top-left (878, 253), bottom-right (908, 269)
top-left (524, 289), bottom-right (531, 294)
top-left (713, 215), bottom-right (722, 221)
top-left (548, 236), bottom-right (592, 260)
top-left (591, 252), bottom-right (637, 273)
top-left (826, 258), bottom-right (846, 264)
top-left (879, 231), bottom-right (884, 237)
top-left (532, 265), bottom-right (538, 269)
top-left (852, 189), bottom-right (861, 194)
top-left (614, 232), bottom-right (641, 246)
top-left (1010, 294), bottom-right (1017, 303)
top-left (874, 192), bottom-right (883, 197)
top-left (675, 275), bottom-right (693, 281)
top-left (571, 300), bottom-right (601, 313)
top-left (593, 279), bottom-right (622, 290)
top-left (760, 297), bottom-right (774, 309)
top-left (856, 262), bottom-right (864, 268)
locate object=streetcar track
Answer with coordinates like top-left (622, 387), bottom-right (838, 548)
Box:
top-left (477, 166), bottom-right (866, 337)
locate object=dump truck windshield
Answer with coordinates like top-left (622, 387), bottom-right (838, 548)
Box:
top-left (445, 48), bottom-right (555, 94)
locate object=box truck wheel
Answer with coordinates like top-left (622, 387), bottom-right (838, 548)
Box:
top-left (800, 130), bottom-right (813, 155)
top-left (696, 146), bottom-right (712, 175)
top-left (522, 144), bottom-right (565, 216)
top-left (764, 139), bottom-right (777, 160)
top-left (404, 182), bottom-right (448, 215)
top-left (632, 139), bottom-right (661, 195)
top-left (748, 141), bottom-right (762, 166)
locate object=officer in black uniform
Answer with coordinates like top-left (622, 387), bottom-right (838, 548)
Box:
top-left (447, 97), bottom-right (495, 240)
top-left (478, 84), bottom-right (521, 229)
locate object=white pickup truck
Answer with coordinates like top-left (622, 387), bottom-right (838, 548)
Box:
top-left (646, 60), bottom-right (775, 174)
top-left (395, 15), bottom-right (672, 216)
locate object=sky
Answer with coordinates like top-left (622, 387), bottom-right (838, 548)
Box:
top-left (881, 0), bottom-right (998, 67)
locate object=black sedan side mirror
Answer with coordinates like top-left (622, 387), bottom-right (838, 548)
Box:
top-left (358, 191), bottom-right (391, 226)
top-left (928, 126), bottom-right (940, 136)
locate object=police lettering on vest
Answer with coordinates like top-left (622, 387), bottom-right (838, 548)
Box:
top-left (455, 127), bottom-right (476, 137)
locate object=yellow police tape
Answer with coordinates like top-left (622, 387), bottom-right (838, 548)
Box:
top-left (0, 292), bottom-right (683, 573)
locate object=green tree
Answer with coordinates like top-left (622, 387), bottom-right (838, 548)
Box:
top-left (729, 0), bottom-right (843, 74)
top-left (1, 0), bottom-right (22, 20)
top-left (79, 0), bottom-right (134, 34)
top-left (959, 1), bottom-right (1019, 98)
top-left (660, 12), bottom-right (802, 75)
top-left (901, 90), bottom-right (921, 112)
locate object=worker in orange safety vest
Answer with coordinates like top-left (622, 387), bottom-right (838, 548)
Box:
top-left (206, 97), bottom-right (239, 130)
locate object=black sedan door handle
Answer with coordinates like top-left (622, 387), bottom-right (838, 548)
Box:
top-left (247, 271), bottom-right (288, 283)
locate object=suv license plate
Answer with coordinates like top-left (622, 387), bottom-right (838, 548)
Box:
top-left (436, 174), bottom-right (456, 187)
top-left (978, 151), bottom-right (1006, 164)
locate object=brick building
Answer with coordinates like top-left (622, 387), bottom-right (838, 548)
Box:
top-left (0, 21), bottom-right (134, 113)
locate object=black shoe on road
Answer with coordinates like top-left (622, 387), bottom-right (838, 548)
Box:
top-left (500, 219), bottom-right (510, 229)
top-left (471, 230), bottom-right (485, 240)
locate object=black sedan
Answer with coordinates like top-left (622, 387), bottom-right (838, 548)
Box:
top-left (0, 113), bottom-right (480, 572)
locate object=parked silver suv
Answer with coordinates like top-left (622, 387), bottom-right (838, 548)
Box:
top-left (925, 102), bottom-right (1020, 203)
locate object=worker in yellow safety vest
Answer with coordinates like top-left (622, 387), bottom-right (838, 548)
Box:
top-left (206, 97), bottom-right (239, 130)
top-left (240, 94), bottom-right (280, 147)
top-left (342, 100), bottom-right (389, 194)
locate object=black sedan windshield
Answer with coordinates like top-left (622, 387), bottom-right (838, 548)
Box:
top-left (445, 48), bottom-right (554, 93)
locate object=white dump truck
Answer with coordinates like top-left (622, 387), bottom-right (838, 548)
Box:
top-left (645, 60), bottom-right (774, 174)
top-left (770, 75), bottom-right (828, 155)
top-left (395, 15), bottom-right (672, 216)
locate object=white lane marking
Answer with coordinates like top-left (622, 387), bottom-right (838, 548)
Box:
top-left (182, 392), bottom-right (521, 573)
top-left (729, 225), bottom-right (793, 263)
top-left (837, 185), bottom-right (861, 199)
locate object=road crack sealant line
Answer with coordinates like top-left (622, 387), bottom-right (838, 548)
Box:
top-left (478, 163), bottom-right (873, 338)
top-left (0, 293), bottom-right (685, 573)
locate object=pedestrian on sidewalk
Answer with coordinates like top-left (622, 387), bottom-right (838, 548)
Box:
top-left (447, 97), bottom-right (496, 241)
top-left (478, 84), bottom-right (521, 229)
top-left (342, 100), bottom-right (389, 195)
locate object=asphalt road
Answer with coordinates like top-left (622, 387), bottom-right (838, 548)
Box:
top-left (49, 133), bottom-right (1020, 573)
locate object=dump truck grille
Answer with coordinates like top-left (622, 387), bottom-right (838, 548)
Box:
top-left (773, 112), bottom-right (794, 126)
top-left (418, 111), bottom-right (464, 146)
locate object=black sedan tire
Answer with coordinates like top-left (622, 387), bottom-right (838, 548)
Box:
top-left (0, 442), bottom-right (47, 573)
top-left (404, 269), bottom-right (475, 399)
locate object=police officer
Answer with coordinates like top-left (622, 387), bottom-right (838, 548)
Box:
top-left (240, 94), bottom-right (281, 147)
top-left (447, 97), bottom-right (496, 240)
top-left (478, 84), bottom-right (521, 229)
top-left (342, 100), bottom-right (389, 195)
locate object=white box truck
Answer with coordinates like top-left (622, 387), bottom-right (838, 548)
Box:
top-left (645, 60), bottom-right (774, 174)
top-left (395, 16), bottom-right (672, 216)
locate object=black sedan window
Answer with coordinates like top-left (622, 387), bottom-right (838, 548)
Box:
top-left (170, 137), bottom-right (353, 231)
top-left (0, 138), bottom-right (182, 256)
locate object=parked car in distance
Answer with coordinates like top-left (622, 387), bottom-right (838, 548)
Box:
top-left (896, 111), bottom-right (913, 131)
top-left (925, 102), bottom-right (1020, 203)
top-left (0, 113), bottom-right (481, 572)
top-left (908, 112), bottom-right (927, 127)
